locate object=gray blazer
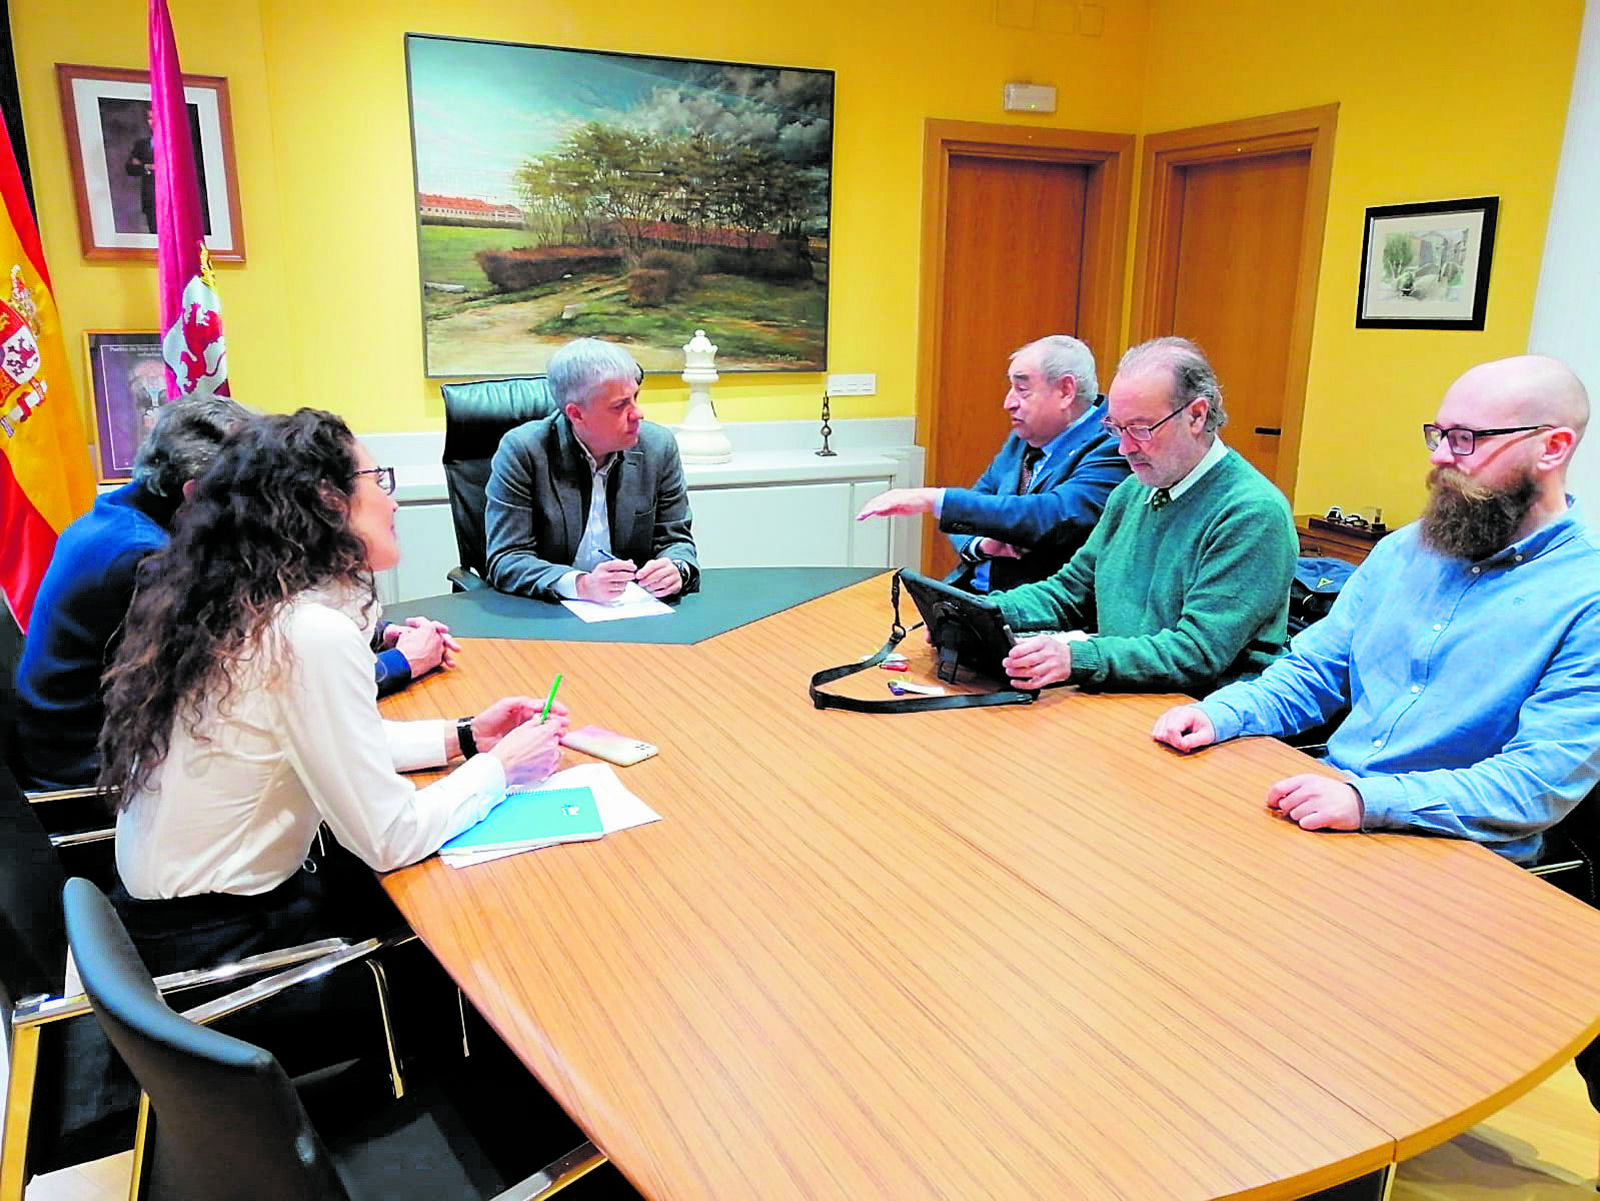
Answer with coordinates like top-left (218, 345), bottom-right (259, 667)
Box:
top-left (484, 413), bottom-right (699, 600)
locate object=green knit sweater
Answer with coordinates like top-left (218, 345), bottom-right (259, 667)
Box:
top-left (993, 450), bottom-right (1297, 692)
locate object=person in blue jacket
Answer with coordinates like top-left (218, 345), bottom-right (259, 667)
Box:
top-left (12, 398), bottom-right (451, 788)
top-left (855, 334), bottom-right (1128, 592)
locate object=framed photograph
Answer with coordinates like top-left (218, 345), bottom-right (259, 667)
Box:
top-left (405, 34), bottom-right (834, 377)
top-left (1355, 196), bottom-right (1498, 330)
top-left (85, 330), bottom-right (166, 481)
top-left (55, 63), bottom-right (246, 263)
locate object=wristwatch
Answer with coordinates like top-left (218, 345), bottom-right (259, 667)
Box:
top-left (456, 716), bottom-right (478, 758)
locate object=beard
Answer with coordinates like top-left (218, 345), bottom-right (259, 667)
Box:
top-left (1419, 465), bottom-right (1538, 560)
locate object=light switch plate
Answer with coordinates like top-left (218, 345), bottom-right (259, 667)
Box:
top-left (827, 373), bottom-right (877, 397)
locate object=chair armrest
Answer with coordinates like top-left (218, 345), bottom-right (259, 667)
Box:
top-left (49, 828), bottom-right (115, 848)
top-left (489, 1139), bottom-right (607, 1201)
top-left (10, 938), bottom-right (356, 1029)
top-left (1529, 856), bottom-right (1586, 878)
top-left (27, 784), bottom-right (120, 848)
top-left (448, 566), bottom-right (492, 592)
top-left (181, 937), bottom-right (386, 1026)
top-left (25, 784), bottom-right (114, 805)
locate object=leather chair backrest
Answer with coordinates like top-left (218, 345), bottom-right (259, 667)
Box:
top-left (1, 601), bottom-right (23, 775)
top-left (440, 377), bottom-right (558, 581)
top-left (63, 879), bottom-right (350, 1201)
top-left (1541, 784), bottom-right (1600, 908)
top-left (0, 759), bottom-right (68, 1006)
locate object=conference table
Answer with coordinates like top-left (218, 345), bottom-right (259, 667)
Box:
top-left (380, 569), bottom-right (1600, 1200)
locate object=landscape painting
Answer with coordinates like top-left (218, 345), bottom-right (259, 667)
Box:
top-left (405, 34), bottom-right (834, 377)
top-left (1355, 196), bottom-right (1498, 330)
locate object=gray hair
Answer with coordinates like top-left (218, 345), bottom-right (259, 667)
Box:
top-left (1117, 336), bottom-right (1228, 433)
top-left (547, 338), bottom-right (643, 410)
top-left (132, 396), bottom-right (251, 498)
top-left (1015, 334), bottom-right (1098, 407)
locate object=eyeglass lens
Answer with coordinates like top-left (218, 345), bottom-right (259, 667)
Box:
top-left (356, 466), bottom-right (397, 495)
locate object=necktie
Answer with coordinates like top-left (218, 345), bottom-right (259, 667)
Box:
top-left (1150, 487), bottom-right (1172, 510)
top-left (1018, 445), bottom-right (1045, 494)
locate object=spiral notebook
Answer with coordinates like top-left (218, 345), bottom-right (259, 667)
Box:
top-left (439, 785), bottom-right (604, 862)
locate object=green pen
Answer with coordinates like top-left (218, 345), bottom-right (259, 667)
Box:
top-left (540, 673), bottom-right (563, 723)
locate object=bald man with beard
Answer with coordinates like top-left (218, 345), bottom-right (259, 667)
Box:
top-left (1152, 355), bottom-right (1600, 862)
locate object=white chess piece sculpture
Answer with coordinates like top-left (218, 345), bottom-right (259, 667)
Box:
top-left (672, 329), bottom-right (734, 464)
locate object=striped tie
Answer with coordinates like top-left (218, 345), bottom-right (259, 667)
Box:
top-left (1018, 445), bottom-right (1045, 494)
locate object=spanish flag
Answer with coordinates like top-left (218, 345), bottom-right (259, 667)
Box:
top-left (0, 120), bottom-right (95, 633)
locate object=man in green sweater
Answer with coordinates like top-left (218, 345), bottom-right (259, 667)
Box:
top-left (994, 336), bottom-right (1297, 693)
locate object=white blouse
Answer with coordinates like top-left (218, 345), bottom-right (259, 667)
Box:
top-left (116, 588), bottom-right (506, 898)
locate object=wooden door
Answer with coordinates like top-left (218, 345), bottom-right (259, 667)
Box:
top-left (1131, 106), bottom-right (1338, 502)
top-left (1165, 150), bottom-right (1310, 484)
top-left (927, 155), bottom-right (1089, 576)
top-left (918, 122), bottom-right (1133, 582)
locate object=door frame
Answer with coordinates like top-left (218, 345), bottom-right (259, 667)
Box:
top-left (916, 119), bottom-right (1135, 465)
top-left (1130, 104), bottom-right (1338, 503)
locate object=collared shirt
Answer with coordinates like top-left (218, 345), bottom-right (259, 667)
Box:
top-left (1151, 436), bottom-right (1228, 506)
top-left (1198, 508), bottom-right (1600, 861)
top-left (944, 406), bottom-right (1103, 589)
top-left (116, 586), bottom-right (507, 898)
top-left (555, 442), bottom-right (619, 600)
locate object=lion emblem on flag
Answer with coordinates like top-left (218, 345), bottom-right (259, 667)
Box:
top-left (0, 277), bottom-right (47, 437)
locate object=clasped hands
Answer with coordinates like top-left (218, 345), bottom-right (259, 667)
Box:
top-left (1150, 705), bottom-right (1364, 831)
top-left (576, 557), bottom-right (683, 602)
top-left (383, 616), bottom-right (461, 676)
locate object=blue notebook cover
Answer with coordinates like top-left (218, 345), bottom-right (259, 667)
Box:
top-left (440, 786), bottom-right (604, 856)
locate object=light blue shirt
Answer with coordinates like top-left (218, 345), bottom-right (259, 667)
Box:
top-left (1198, 508), bottom-right (1600, 862)
top-left (555, 446), bottom-right (617, 599)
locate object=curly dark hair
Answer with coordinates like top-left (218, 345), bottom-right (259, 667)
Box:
top-left (98, 409), bottom-right (377, 801)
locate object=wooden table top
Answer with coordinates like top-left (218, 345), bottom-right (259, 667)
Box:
top-left (381, 575), bottom-right (1600, 1200)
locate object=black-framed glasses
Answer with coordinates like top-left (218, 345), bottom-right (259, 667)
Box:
top-left (1421, 424), bottom-right (1553, 455)
top-left (1101, 405), bottom-right (1187, 444)
top-left (354, 466), bottom-right (397, 495)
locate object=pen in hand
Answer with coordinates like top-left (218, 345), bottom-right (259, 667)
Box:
top-left (540, 674), bottom-right (563, 723)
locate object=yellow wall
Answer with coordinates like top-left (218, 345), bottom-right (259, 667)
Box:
top-left (18, 0), bottom-right (1585, 524)
top-left (1142, 0), bottom-right (1584, 523)
top-left (19, 0), bottom-right (1149, 431)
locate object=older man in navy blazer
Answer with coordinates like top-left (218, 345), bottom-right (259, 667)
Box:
top-left (485, 338), bottom-right (699, 602)
top-left (857, 334), bottom-right (1128, 592)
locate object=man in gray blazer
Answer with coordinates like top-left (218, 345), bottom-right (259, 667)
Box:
top-left (485, 338), bottom-right (699, 601)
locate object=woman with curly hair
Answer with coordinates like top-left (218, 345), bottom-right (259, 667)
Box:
top-left (98, 408), bottom-right (568, 969)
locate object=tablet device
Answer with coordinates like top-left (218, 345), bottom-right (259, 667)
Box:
top-left (897, 570), bottom-right (1019, 684)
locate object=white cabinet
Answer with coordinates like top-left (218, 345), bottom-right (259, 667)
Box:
top-left (689, 478), bottom-right (892, 568)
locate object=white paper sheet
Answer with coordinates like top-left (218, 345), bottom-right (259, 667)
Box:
top-left (441, 762), bottom-right (661, 868)
top-left (559, 581), bottom-right (673, 623)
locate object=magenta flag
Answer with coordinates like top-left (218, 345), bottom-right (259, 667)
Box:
top-left (150, 0), bottom-right (228, 399)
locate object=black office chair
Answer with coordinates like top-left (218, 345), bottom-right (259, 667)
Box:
top-left (440, 377), bottom-right (558, 590)
top-left (1526, 786), bottom-right (1600, 1123)
top-left (0, 759), bottom-right (388, 1201)
top-left (1529, 784), bottom-right (1599, 907)
top-left (0, 604), bottom-right (119, 884)
top-left (0, 753), bottom-right (135, 1198)
top-left (62, 878), bottom-right (607, 1201)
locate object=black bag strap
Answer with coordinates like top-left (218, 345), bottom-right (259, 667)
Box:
top-left (808, 572), bottom-right (1037, 714)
